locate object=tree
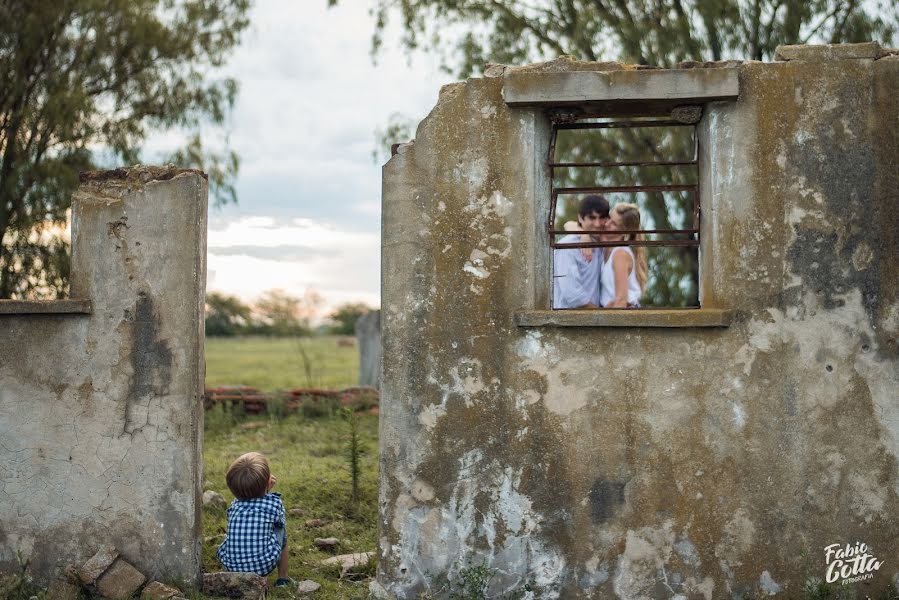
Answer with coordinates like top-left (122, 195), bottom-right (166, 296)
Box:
top-left (356, 0), bottom-right (897, 305)
top-left (328, 302), bottom-right (374, 335)
top-left (0, 0), bottom-right (251, 299)
top-left (253, 288), bottom-right (323, 337)
top-left (205, 291), bottom-right (252, 337)
top-left (357, 1), bottom-right (897, 76)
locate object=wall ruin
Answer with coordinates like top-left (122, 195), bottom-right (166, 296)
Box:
top-left (378, 43), bottom-right (899, 598)
top-left (0, 166), bottom-right (207, 584)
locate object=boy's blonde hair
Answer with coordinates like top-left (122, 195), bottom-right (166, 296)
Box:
top-left (226, 452), bottom-right (270, 499)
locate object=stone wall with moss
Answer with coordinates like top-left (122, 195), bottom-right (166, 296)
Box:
top-left (378, 44), bottom-right (899, 599)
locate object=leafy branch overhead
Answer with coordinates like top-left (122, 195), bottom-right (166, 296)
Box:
top-left (352, 0), bottom-right (898, 77)
top-left (0, 0), bottom-right (251, 298)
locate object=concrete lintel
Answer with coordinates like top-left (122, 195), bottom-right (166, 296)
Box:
top-left (514, 308), bottom-right (731, 328)
top-left (503, 68), bottom-right (739, 107)
top-left (0, 299), bottom-right (92, 314)
top-left (775, 42), bottom-right (882, 62)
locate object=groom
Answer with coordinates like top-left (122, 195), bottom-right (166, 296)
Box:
top-left (552, 194), bottom-right (610, 309)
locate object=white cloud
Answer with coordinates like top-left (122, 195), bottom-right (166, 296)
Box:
top-left (206, 216), bottom-right (381, 311)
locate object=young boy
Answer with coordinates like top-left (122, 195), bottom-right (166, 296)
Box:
top-left (217, 452), bottom-right (292, 586)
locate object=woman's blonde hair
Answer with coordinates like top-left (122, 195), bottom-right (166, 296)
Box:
top-left (612, 203), bottom-right (648, 292)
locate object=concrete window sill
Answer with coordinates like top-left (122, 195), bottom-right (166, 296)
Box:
top-left (0, 299), bottom-right (92, 315)
top-left (514, 308), bottom-right (731, 328)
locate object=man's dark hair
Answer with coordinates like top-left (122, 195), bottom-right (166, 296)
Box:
top-left (578, 194), bottom-right (610, 219)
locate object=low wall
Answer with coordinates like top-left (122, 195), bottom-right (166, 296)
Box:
top-left (0, 166), bottom-right (207, 583)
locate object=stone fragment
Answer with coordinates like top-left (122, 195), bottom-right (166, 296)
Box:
top-left (96, 558), bottom-right (146, 599)
top-left (141, 580), bottom-right (184, 599)
top-left (671, 105), bottom-right (702, 124)
top-left (321, 551), bottom-right (375, 579)
top-left (289, 508), bottom-right (305, 516)
top-left (313, 537), bottom-right (340, 551)
top-left (47, 580), bottom-right (81, 600)
top-left (774, 42), bottom-right (881, 62)
top-left (79, 545), bottom-right (119, 584)
top-left (202, 490), bottom-right (227, 509)
top-left (304, 518), bottom-right (327, 528)
top-left (369, 580), bottom-right (390, 599)
top-left (202, 572), bottom-right (267, 600)
top-left (296, 579), bottom-right (321, 594)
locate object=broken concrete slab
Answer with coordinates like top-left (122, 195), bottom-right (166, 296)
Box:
top-left (296, 579), bottom-right (321, 594)
top-left (95, 558), bottom-right (146, 599)
top-left (202, 572), bottom-right (267, 600)
top-left (321, 552), bottom-right (375, 578)
top-left (503, 67), bottom-right (739, 107)
top-left (313, 537), bottom-right (340, 551)
top-left (47, 580), bottom-right (81, 600)
top-left (141, 581), bottom-right (184, 599)
top-left (78, 546), bottom-right (118, 585)
top-left (775, 41), bottom-right (882, 61)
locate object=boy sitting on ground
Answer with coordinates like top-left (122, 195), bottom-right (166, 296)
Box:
top-left (217, 452), bottom-right (292, 587)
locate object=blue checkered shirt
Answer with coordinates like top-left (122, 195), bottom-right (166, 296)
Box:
top-left (217, 492), bottom-right (285, 575)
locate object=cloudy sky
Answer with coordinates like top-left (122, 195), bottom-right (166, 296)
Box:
top-left (185, 2), bottom-right (454, 311)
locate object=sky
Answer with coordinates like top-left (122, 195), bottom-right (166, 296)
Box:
top-left (176, 1), bottom-right (454, 312)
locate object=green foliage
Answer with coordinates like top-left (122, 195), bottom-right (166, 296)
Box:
top-left (354, 0), bottom-right (898, 77)
top-left (252, 288), bottom-right (322, 337)
top-left (0, 0), bottom-right (251, 299)
top-left (0, 552), bottom-right (52, 600)
top-left (205, 292), bottom-right (253, 337)
top-left (328, 302), bottom-right (375, 335)
top-left (421, 561), bottom-right (532, 600)
top-left (342, 407), bottom-right (364, 503)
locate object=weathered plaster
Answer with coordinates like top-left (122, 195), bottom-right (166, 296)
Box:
top-left (0, 167), bottom-right (207, 584)
top-left (380, 47), bottom-right (899, 598)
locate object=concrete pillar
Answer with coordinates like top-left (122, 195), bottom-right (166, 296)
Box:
top-left (0, 166), bottom-right (207, 584)
top-left (355, 309), bottom-right (380, 389)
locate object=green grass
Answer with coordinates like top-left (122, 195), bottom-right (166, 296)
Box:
top-left (202, 411), bottom-right (379, 599)
top-left (205, 336), bottom-right (359, 391)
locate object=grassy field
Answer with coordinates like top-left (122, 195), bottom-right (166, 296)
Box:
top-left (204, 336), bottom-right (376, 599)
top-left (202, 409), bottom-right (379, 599)
top-left (205, 336), bottom-right (359, 391)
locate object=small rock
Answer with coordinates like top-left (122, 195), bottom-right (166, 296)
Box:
top-left (79, 545), bottom-right (118, 585)
top-left (369, 580), bottom-right (390, 599)
top-left (296, 579), bottom-right (321, 594)
top-left (240, 421), bottom-right (266, 431)
top-left (288, 508), bottom-right (305, 516)
top-left (141, 580), bottom-right (183, 599)
top-left (304, 518), bottom-right (327, 528)
top-left (202, 572), bottom-right (267, 600)
top-left (47, 580), bottom-right (80, 600)
top-left (202, 490), bottom-right (227, 509)
top-left (96, 558), bottom-right (146, 599)
top-left (313, 537), bottom-right (340, 551)
top-left (321, 551), bottom-right (375, 579)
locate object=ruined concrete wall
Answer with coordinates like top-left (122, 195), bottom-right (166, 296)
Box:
top-left (379, 45), bottom-right (899, 599)
top-left (357, 310), bottom-right (381, 389)
top-left (0, 167), bottom-right (207, 583)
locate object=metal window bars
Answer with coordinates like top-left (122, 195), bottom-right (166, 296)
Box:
top-left (548, 117), bottom-right (700, 249)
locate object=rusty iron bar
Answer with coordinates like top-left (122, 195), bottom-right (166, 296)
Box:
top-left (552, 239), bottom-right (699, 248)
top-left (554, 120), bottom-right (692, 130)
top-left (554, 184), bottom-right (696, 194)
top-left (550, 159), bottom-right (698, 168)
top-left (547, 127), bottom-right (559, 165)
top-left (551, 228), bottom-right (698, 235)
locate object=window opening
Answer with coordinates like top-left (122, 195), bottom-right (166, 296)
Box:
top-left (549, 111), bottom-right (701, 309)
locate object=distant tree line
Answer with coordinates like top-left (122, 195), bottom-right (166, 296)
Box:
top-left (205, 289), bottom-right (374, 337)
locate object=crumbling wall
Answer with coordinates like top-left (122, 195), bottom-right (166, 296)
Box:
top-left (379, 44), bottom-right (899, 599)
top-left (0, 166), bottom-right (207, 584)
